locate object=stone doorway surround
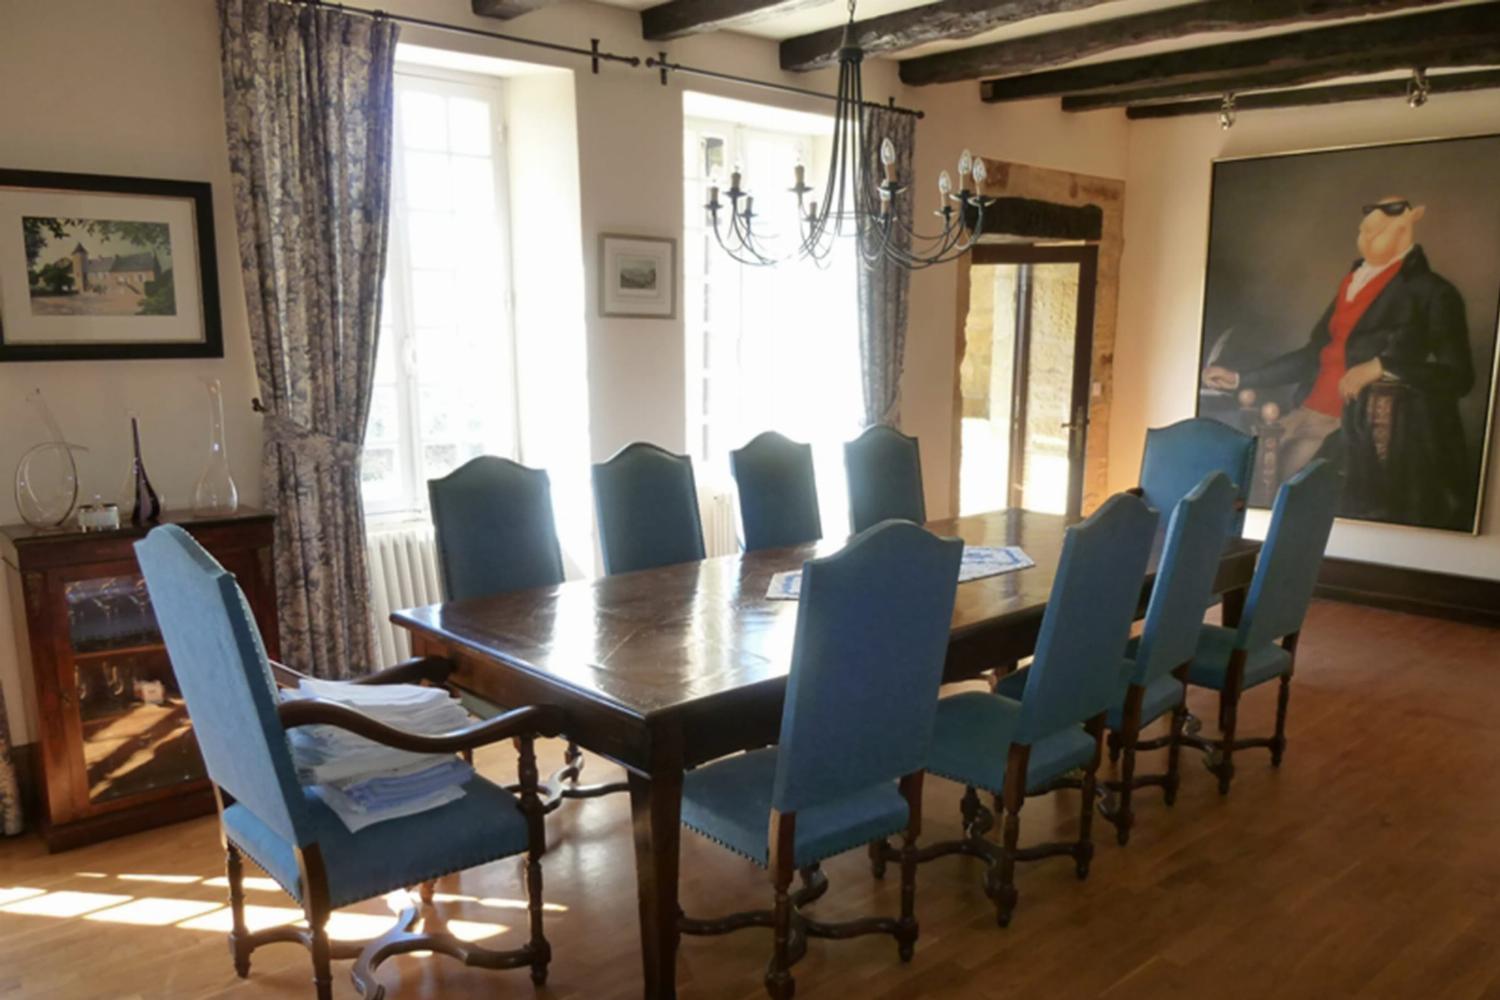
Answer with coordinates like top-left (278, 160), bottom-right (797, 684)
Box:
top-left (951, 159), bottom-right (1125, 517)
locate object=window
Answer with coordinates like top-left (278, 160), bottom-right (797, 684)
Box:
top-left (362, 69), bottom-right (517, 516)
top-left (683, 96), bottom-right (864, 536)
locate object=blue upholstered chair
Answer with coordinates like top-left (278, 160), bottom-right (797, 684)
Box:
top-left (592, 442), bottom-right (706, 575)
top-left (1098, 472), bottom-right (1239, 844)
top-left (677, 521), bottom-right (963, 999)
top-left (730, 431), bottom-right (822, 552)
top-left (844, 425), bottom-right (926, 533)
top-left (428, 455), bottom-right (565, 600)
top-left (135, 525), bottom-right (562, 1000)
top-left (428, 456), bottom-right (624, 810)
top-left (1181, 459), bottom-right (1341, 794)
top-left (1138, 417), bottom-right (1256, 535)
top-left (897, 494), bottom-right (1157, 927)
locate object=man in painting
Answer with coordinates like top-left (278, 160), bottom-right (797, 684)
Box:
top-left (1203, 195), bottom-right (1476, 530)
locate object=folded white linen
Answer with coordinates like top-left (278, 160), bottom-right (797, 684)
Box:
top-left (281, 680), bottom-right (479, 831)
top-left (282, 680), bottom-right (472, 784)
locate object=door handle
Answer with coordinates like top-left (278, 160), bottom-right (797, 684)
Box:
top-left (1061, 406), bottom-right (1090, 430)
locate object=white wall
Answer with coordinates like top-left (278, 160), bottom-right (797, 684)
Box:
top-left (1113, 91), bottom-right (1500, 579)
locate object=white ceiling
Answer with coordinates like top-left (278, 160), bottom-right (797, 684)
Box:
top-left (593, 0), bottom-right (1490, 72)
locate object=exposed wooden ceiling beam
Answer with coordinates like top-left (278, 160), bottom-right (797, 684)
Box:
top-left (470, 0), bottom-right (554, 19)
top-left (900, 0), bottom-right (1452, 87)
top-left (979, 3), bottom-right (1500, 103)
top-left (1055, 38), bottom-right (1500, 108)
top-left (1117, 67), bottom-right (1500, 118)
top-left (641, 0), bottom-right (821, 41)
top-left (778, 0), bottom-right (1111, 73)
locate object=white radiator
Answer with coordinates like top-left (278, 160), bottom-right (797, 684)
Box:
top-left (366, 522), bottom-right (444, 666)
top-left (699, 486), bottom-right (739, 558)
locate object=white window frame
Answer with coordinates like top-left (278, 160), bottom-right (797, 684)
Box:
top-left (364, 65), bottom-right (519, 519)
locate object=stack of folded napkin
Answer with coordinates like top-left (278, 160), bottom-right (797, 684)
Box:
top-left (282, 679), bottom-right (476, 832)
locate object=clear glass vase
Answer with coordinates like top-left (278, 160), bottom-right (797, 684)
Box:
top-left (14, 388), bottom-right (87, 529)
top-left (192, 378), bottom-right (239, 516)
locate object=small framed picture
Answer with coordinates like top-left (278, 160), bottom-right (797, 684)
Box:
top-left (0, 168), bottom-right (223, 362)
top-left (599, 233), bottom-right (676, 319)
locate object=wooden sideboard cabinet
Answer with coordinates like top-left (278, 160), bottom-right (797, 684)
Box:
top-left (1, 510), bottom-right (277, 852)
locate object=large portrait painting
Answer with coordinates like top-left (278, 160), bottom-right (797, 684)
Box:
top-left (1197, 134), bottom-right (1500, 534)
top-left (0, 169), bottom-right (222, 361)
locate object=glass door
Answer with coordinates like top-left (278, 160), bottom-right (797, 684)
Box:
top-left (959, 245), bottom-right (1097, 521)
top-left (62, 568), bottom-right (205, 809)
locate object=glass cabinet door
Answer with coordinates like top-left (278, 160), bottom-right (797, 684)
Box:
top-left (64, 574), bottom-right (206, 807)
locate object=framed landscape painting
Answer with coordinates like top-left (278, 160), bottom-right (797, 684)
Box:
top-left (0, 169), bottom-right (222, 361)
top-left (1195, 134), bottom-right (1500, 534)
top-left (599, 233), bottom-right (676, 319)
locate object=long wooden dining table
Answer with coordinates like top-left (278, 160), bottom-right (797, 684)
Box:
top-left (391, 508), bottom-right (1261, 1000)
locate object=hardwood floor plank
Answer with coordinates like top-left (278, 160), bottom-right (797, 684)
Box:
top-left (0, 600), bottom-right (1497, 998)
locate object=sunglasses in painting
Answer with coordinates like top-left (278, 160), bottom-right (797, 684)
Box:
top-left (1361, 200), bottom-right (1412, 217)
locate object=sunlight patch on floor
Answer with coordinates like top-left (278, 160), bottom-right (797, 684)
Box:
top-left (0, 890), bottom-right (132, 918)
top-left (83, 897), bottom-right (223, 926)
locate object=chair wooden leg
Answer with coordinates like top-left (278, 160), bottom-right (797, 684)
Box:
top-left (1271, 672), bottom-right (1293, 767)
top-left (988, 746), bottom-right (1028, 927)
top-left (515, 733), bottom-right (552, 986)
top-left (225, 843), bottom-right (252, 979)
top-left (867, 838), bottom-right (889, 879)
top-left (307, 911), bottom-right (333, 1000)
top-left (1164, 695), bottom-right (1187, 807)
top-left (1077, 716), bottom-right (1104, 876)
top-left (765, 813), bottom-right (796, 1000)
top-left (1113, 721), bottom-right (1138, 847)
top-left (1106, 730), bottom-right (1122, 765)
top-left (525, 851), bottom-right (549, 985)
top-left (895, 773), bottom-right (922, 963)
top-left (1213, 655), bottom-right (1245, 795)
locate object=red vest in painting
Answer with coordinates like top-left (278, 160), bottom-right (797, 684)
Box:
top-left (1302, 263), bottom-right (1403, 417)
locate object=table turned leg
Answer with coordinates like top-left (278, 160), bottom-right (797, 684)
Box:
top-left (628, 739), bottom-right (685, 1000)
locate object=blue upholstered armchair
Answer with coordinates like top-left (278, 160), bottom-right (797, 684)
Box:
top-left (891, 494), bottom-right (1158, 927)
top-left (1180, 459), bottom-right (1341, 794)
top-left (428, 455), bottom-right (626, 812)
top-left (592, 441), bottom-right (706, 575)
top-left (135, 525), bottom-right (564, 1000)
top-left (730, 430), bottom-right (823, 552)
top-left (1138, 417), bottom-right (1256, 535)
top-left (843, 425), bottom-right (926, 533)
top-left (677, 520), bottom-right (963, 999)
top-left (1099, 472), bottom-right (1238, 844)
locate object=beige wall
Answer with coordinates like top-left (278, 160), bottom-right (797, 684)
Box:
top-left (1113, 92), bottom-right (1500, 579)
top-left (0, 0), bottom-right (260, 744)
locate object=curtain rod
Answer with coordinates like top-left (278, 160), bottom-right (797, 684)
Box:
top-left (287, 0), bottom-right (923, 119)
top-left (290, 0), bottom-right (641, 70)
top-left (646, 54), bottom-right (924, 119)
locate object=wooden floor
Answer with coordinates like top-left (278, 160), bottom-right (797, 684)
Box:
top-left (3, 600), bottom-right (1499, 1000)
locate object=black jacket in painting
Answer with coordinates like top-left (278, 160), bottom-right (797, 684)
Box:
top-left (1240, 245), bottom-right (1477, 531)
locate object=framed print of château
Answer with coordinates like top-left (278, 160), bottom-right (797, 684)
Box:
top-left (0, 169), bottom-right (222, 361)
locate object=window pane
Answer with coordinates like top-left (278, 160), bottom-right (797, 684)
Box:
top-left (400, 90), bottom-right (448, 151)
top-left (404, 151), bottom-right (453, 212)
top-left (365, 71), bottom-right (515, 516)
top-left (447, 97), bottom-right (493, 156)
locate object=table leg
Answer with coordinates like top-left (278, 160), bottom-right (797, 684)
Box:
top-left (1221, 585), bottom-right (1247, 629)
top-left (628, 750), bottom-right (684, 1000)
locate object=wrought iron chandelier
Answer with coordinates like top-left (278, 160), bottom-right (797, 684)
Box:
top-left (704, 0), bottom-right (993, 269)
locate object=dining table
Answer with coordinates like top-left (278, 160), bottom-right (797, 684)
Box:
top-left (391, 507), bottom-right (1262, 1000)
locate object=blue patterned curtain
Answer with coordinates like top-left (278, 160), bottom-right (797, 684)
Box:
top-left (856, 106), bottom-right (915, 427)
top-left (218, 0), bottom-right (397, 677)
